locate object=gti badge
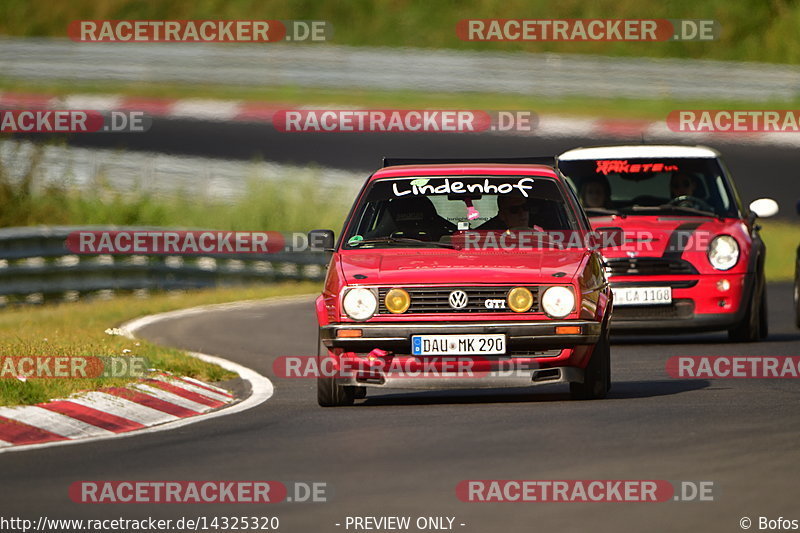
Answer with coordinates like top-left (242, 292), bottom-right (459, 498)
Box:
top-left (448, 290), bottom-right (469, 309)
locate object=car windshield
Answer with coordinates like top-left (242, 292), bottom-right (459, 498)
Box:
top-left (342, 175), bottom-right (579, 249)
top-left (558, 157), bottom-right (739, 218)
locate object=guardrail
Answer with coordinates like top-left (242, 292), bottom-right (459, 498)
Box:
top-left (2, 38), bottom-right (799, 101)
top-left (0, 226), bottom-right (328, 306)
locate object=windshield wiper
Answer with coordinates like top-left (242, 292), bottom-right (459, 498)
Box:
top-left (584, 207), bottom-right (626, 218)
top-left (350, 236), bottom-right (457, 249)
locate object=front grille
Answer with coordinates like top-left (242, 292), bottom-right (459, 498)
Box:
top-left (605, 257), bottom-right (698, 276)
top-left (612, 299), bottom-right (695, 320)
top-left (378, 286), bottom-right (540, 314)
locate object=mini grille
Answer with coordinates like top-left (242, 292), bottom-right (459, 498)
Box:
top-left (605, 258), bottom-right (698, 276)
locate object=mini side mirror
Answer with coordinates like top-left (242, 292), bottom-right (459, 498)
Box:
top-left (749, 198), bottom-right (779, 219)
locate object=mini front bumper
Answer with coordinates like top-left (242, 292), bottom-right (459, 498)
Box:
top-left (321, 320), bottom-right (602, 352)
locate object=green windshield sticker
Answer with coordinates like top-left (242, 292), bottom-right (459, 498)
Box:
top-left (347, 235), bottom-right (364, 245)
top-left (410, 178), bottom-right (430, 187)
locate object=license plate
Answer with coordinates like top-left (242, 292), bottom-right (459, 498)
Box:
top-left (612, 286), bottom-right (672, 306)
top-left (412, 334), bottom-right (506, 356)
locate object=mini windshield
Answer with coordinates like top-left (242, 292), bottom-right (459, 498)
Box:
top-left (342, 175), bottom-right (579, 249)
top-left (559, 157), bottom-right (739, 218)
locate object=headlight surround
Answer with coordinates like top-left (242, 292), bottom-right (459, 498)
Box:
top-left (708, 235), bottom-right (739, 271)
top-left (507, 287), bottom-right (534, 313)
top-left (541, 286), bottom-right (575, 318)
top-left (385, 288), bottom-right (411, 314)
top-left (342, 288), bottom-right (378, 321)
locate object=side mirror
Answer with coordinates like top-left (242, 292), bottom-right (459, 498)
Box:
top-left (308, 229), bottom-right (335, 252)
top-left (749, 198), bottom-right (779, 219)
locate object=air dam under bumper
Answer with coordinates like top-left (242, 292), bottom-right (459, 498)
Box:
top-left (321, 320), bottom-right (602, 352)
top-left (336, 365), bottom-right (585, 390)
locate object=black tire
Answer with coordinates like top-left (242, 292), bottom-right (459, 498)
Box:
top-left (570, 330), bottom-right (610, 400)
top-left (794, 267), bottom-right (800, 329)
top-left (316, 340), bottom-right (355, 407)
top-left (728, 273), bottom-right (765, 342)
top-left (758, 283), bottom-right (768, 339)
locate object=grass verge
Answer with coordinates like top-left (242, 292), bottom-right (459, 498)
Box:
top-left (0, 282), bottom-right (320, 406)
top-left (759, 220), bottom-right (800, 282)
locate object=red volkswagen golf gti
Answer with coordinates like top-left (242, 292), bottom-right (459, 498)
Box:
top-left (558, 145), bottom-right (778, 342)
top-left (310, 159), bottom-right (612, 406)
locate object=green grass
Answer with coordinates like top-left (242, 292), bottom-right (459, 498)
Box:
top-left (759, 220), bottom-right (800, 282)
top-left (4, 0), bottom-right (800, 64)
top-left (0, 282), bottom-right (320, 406)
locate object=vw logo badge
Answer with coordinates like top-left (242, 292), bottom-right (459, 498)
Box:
top-left (448, 290), bottom-right (469, 309)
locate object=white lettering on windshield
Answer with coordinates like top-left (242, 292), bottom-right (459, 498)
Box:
top-left (392, 177), bottom-right (535, 198)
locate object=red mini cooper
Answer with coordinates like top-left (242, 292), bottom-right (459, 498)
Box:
top-left (310, 158), bottom-right (612, 406)
top-left (558, 145), bottom-right (778, 342)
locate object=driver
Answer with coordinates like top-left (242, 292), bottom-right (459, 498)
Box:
top-left (670, 171), bottom-right (699, 199)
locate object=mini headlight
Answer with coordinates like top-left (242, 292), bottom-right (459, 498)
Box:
top-left (708, 235), bottom-right (739, 271)
top-left (507, 287), bottom-right (534, 313)
top-left (541, 286), bottom-right (575, 318)
top-left (385, 288), bottom-right (411, 314)
top-left (343, 288), bottom-right (377, 321)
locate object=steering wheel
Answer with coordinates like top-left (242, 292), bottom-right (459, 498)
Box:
top-left (667, 195), bottom-right (714, 212)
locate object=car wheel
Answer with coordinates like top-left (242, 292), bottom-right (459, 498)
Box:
top-left (728, 273), bottom-right (764, 342)
top-left (316, 341), bottom-right (355, 407)
top-left (758, 283), bottom-right (768, 339)
top-left (795, 265), bottom-right (800, 329)
top-left (570, 329), bottom-right (610, 400)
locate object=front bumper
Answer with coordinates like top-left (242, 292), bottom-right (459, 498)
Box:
top-left (321, 320), bottom-right (602, 352)
top-left (608, 273), bottom-right (752, 333)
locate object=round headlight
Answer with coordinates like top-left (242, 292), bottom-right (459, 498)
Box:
top-left (343, 288), bottom-right (377, 321)
top-left (385, 288), bottom-right (411, 314)
top-left (541, 286), bottom-right (575, 318)
top-left (708, 235), bottom-right (739, 271)
top-left (507, 287), bottom-right (533, 313)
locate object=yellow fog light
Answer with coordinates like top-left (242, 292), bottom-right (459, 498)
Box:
top-left (507, 287), bottom-right (533, 313)
top-left (385, 288), bottom-right (411, 314)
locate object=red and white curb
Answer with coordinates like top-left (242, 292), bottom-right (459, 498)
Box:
top-left (0, 297), bottom-right (301, 454)
top-left (3, 91), bottom-right (799, 147)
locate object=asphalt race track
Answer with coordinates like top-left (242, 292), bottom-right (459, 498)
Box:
top-left (1, 282), bottom-right (798, 532)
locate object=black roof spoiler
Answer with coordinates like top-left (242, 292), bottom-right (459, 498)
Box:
top-left (382, 156), bottom-right (556, 168)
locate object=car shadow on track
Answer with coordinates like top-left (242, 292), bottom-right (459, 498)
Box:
top-left (353, 379), bottom-right (709, 407)
top-left (611, 332), bottom-right (800, 345)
